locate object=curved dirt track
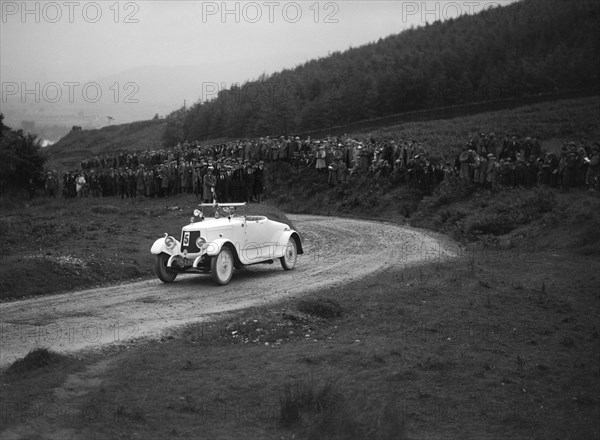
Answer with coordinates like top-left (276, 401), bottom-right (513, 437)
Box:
top-left (0, 215), bottom-right (457, 367)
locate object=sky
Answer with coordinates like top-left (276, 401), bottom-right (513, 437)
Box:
top-left (0, 0), bottom-right (517, 132)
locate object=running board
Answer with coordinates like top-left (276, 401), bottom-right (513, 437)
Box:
top-left (245, 259), bottom-right (274, 266)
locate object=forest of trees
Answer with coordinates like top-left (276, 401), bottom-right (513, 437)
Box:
top-left (163, 0), bottom-right (599, 145)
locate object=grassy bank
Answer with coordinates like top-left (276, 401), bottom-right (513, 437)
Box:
top-left (411, 178), bottom-right (600, 254)
top-left (2, 244), bottom-right (598, 439)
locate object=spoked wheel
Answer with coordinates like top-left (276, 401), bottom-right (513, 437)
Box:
top-left (155, 253), bottom-right (177, 283)
top-left (280, 239), bottom-right (297, 270)
top-left (211, 246), bottom-right (234, 285)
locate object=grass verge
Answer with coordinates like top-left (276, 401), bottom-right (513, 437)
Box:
top-left (2, 248), bottom-right (598, 439)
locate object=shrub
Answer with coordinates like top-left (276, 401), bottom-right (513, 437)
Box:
top-left (7, 348), bottom-right (67, 374)
top-left (422, 175), bottom-right (476, 211)
top-left (525, 188), bottom-right (555, 214)
top-left (297, 298), bottom-right (342, 319)
top-left (0, 115), bottom-right (47, 191)
top-left (463, 212), bottom-right (518, 237)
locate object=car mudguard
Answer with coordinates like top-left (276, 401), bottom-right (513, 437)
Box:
top-left (150, 237), bottom-right (180, 255)
top-left (276, 231), bottom-right (303, 257)
top-left (204, 238), bottom-right (234, 256)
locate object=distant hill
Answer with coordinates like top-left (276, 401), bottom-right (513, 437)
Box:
top-left (166, 0), bottom-right (598, 141)
top-left (0, 63), bottom-right (247, 133)
top-left (46, 119), bottom-right (166, 169)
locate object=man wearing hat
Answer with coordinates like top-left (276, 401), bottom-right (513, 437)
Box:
top-left (472, 153), bottom-right (482, 186)
top-left (486, 154), bottom-right (499, 188)
top-left (587, 143), bottom-right (600, 190)
top-left (45, 172), bottom-right (58, 198)
top-left (244, 163), bottom-right (256, 203)
top-left (562, 144), bottom-right (578, 189)
top-left (458, 147), bottom-right (471, 182)
top-left (127, 167), bottom-right (136, 198)
top-left (478, 153), bottom-right (488, 186)
top-left (575, 147), bottom-right (589, 188)
top-left (316, 144), bottom-right (327, 181)
top-left (477, 132), bottom-right (486, 156)
top-left (327, 158), bottom-right (339, 186)
top-left (118, 169), bottom-right (127, 199)
top-left (167, 160), bottom-right (176, 196)
top-left (477, 153), bottom-right (494, 186)
top-left (136, 165), bottom-right (145, 199)
top-left (524, 154), bottom-right (538, 187)
top-left (514, 152), bottom-right (527, 186)
top-left (253, 161), bottom-right (265, 203)
top-left (144, 167), bottom-right (154, 198)
top-left (192, 163), bottom-right (202, 199)
top-left (216, 164), bottom-right (231, 203)
top-left (160, 165), bottom-right (169, 198)
top-left (203, 166), bottom-right (216, 203)
top-left (231, 162), bottom-right (245, 202)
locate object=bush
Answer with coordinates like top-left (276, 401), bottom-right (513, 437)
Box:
top-left (0, 114), bottom-right (47, 192)
top-left (464, 212), bottom-right (518, 237)
top-left (525, 188), bottom-right (555, 214)
top-left (7, 348), bottom-right (67, 374)
top-left (297, 298), bottom-right (342, 319)
top-left (422, 175), bottom-right (476, 211)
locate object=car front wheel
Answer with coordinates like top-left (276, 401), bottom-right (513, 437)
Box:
top-left (280, 239), bottom-right (297, 270)
top-left (155, 253), bottom-right (177, 283)
top-left (211, 247), bottom-right (234, 285)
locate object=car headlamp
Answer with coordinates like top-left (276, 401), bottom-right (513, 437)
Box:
top-left (196, 237), bottom-right (207, 249)
top-left (165, 236), bottom-right (176, 249)
top-left (193, 209), bottom-right (202, 217)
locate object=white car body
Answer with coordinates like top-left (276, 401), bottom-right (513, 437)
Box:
top-left (150, 203), bottom-right (303, 285)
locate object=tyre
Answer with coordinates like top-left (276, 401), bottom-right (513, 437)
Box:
top-left (155, 253), bottom-right (177, 283)
top-left (211, 246), bottom-right (234, 285)
top-left (280, 238), bottom-right (297, 270)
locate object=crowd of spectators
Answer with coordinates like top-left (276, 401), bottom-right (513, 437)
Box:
top-left (454, 133), bottom-right (599, 189)
top-left (46, 132), bottom-right (600, 201)
top-left (61, 151), bottom-right (265, 203)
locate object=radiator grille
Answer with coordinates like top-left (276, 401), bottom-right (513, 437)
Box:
top-left (181, 230), bottom-right (201, 253)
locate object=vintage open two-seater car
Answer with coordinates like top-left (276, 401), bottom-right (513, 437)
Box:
top-left (151, 203), bottom-right (303, 285)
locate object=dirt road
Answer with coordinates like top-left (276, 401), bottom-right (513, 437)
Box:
top-left (0, 215), bottom-right (457, 367)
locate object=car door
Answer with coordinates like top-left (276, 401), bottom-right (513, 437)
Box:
top-left (243, 217), bottom-right (276, 263)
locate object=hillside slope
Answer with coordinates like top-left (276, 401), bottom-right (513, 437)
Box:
top-left (172, 0), bottom-right (599, 140)
top-left (47, 94), bottom-right (598, 170)
top-left (46, 119), bottom-right (166, 169)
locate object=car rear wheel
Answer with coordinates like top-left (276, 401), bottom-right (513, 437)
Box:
top-left (211, 247), bottom-right (234, 285)
top-left (280, 239), bottom-right (297, 270)
top-left (155, 253), bottom-right (177, 283)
